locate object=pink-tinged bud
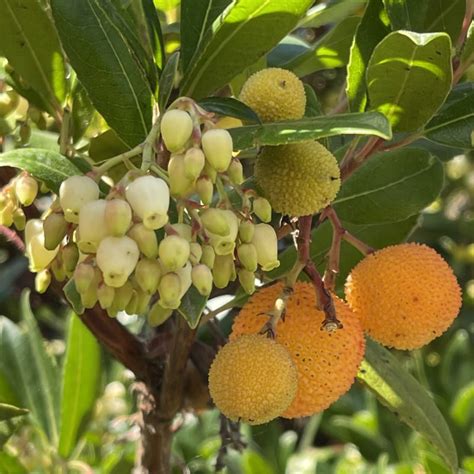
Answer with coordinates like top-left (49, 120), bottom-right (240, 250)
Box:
top-left (238, 269), bottom-right (255, 295)
top-left (105, 199), bottom-right (132, 236)
top-left (26, 220), bottom-right (59, 272)
top-left (227, 158), bottom-right (244, 185)
top-left (237, 243), bottom-right (258, 272)
top-left (201, 129), bottom-right (233, 172)
top-left (128, 223), bottom-right (158, 258)
top-left (212, 254), bottom-right (235, 289)
top-left (98, 284), bottom-right (115, 309)
top-left (168, 154), bottom-right (195, 198)
top-left (113, 281), bottom-right (134, 310)
top-left (196, 176), bottom-right (213, 205)
top-left (253, 197), bottom-right (272, 223)
top-left (168, 223), bottom-right (192, 241)
top-left (189, 242), bottom-right (202, 265)
top-left (191, 264), bottom-right (213, 296)
top-left (74, 262), bottom-right (95, 294)
top-left (59, 176), bottom-right (100, 223)
top-left (160, 109), bottom-right (193, 152)
top-left (159, 235), bottom-right (190, 271)
top-left (200, 209), bottom-right (230, 236)
top-left (35, 269), bottom-right (51, 294)
top-left (252, 224), bottom-right (280, 271)
top-left (15, 174), bottom-right (38, 206)
top-left (201, 245), bottom-right (215, 269)
top-left (43, 213), bottom-right (67, 250)
top-left (125, 175), bottom-right (169, 230)
top-left (96, 236), bottom-right (140, 288)
top-left (12, 208), bottom-right (26, 231)
top-left (62, 242), bottom-right (79, 273)
top-left (158, 272), bottom-right (182, 309)
top-left (78, 200), bottom-right (108, 253)
top-left (135, 258), bottom-right (161, 294)
top-left (148, 301), bottom-right (173, 327)
top-left (238, 220), bottom-right (254, 243)
top-left (50, 258), bottom-right (66, 282)
top-left (184, 147), bottom-right (205, 180)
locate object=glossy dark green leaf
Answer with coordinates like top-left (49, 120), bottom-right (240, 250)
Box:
top-left (424, 83), bottom-right (474, 149)
top-left (0, 403), bottom-right (28, 422)
top-left (142, 0), bottom-right (165, 71)
top-left (59, 314), bottom-right (101, 457)
top-left (358, 339), bottom-right (458, 471)
top-left (334, 148), bottom-right (444, 224)
top-left (63, 280), bottom-right (85, 315)
top-left (178, 286), bottom-right (208, 329)
top-left (0, 148), bottom-right (82, 193)
top-left (158, 51), bottom-right (180, 111)
top-left (229, 112), bottom-right (391, 150)
top-left (51, 0), bottom-right (153, 146)
top-left (285, 16), bottom-right (361, 77)
top-left (367, 31), bottom-right (452, 132)
top-left (346, 0), bottom-right (391, 112)
top-left (0, 0), bottom-right (66, 116)
top-left (181, 0), bottom-right (313, 99)
top-left (198, 97), bottom-right (261, 123)
top-left (71, 83), bottom-right (95, 143)
top-left (180, 0), bottom-right (232, 73)
top-left (383, 0), bottom-right (465, 43)
top-left (299, 0), bottom-right (367, 28)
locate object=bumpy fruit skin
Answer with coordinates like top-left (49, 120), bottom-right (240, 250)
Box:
top-left (255, 141), bottom-right (340, 216)
top-left (231, 283), bottom-right (365, 418)
top-left (239, 68), bottom-right (305, 122)
top-left (345, 243), bottom-right (462, 350)
top-left (208, 334), bottom-right (297, 425)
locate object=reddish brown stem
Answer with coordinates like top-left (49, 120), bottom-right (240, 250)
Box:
top-left (0, 225), bottom-right (25, 252)
top-left (340, 137), bottom-right (385, 181)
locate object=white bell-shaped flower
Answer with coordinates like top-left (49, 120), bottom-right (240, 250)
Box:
top-left (191, 264), bottom-right (213, 296)
top-left (78, 200), bottom-right (108, 253)
top-left (59, 176), bottom-right (100, 223)
top-left (160, 109), bottom-right (193, 152)
top-left (159, 235), bottom-right (190, 271)
top-left (26, 219), bottom-right (59, 272)
top-left (201, 129), bottom-right (233, 172)
top-left (252, 224), bottom-right (280, 271)
top-left (207, 210), bottom-right (239, 256)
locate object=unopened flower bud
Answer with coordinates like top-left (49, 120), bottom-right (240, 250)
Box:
top-left (35, 269), bottom-right (51, 294)
top-left (43, 213), bottom-right (67, 250)
top-left (98, 284), bottom-right (115, 309)
top-left (200, 209), bottom-right (230, 236)
top-left (25, 219), bottom-right (42, 248)
top-left (158, 272), bottom-right (182, 309)
top-left (252, 224), bottom-right (280, 271)
top-left (191, 264), bottom-right (213, 296)
top-left (128, 223), bottom-right (158, 258)
top-left (19, 122), bottom-right (31, 144)
top-left (184, 147), bottom-right (205, 180)
top-left (196, 177), bottom-right (213, 205)
top-left (176, 261), bottom-right (193, 298)
top-left (212, 254), bottom-right (235, 289)
top-left (239, 220), bottom-right (254, 243)
top-left (148, 301), bottom-right (173, 327)
top-left (202, 161), bottom-right (217, 183)
top-left (78, 200), bottom-right (108, 253)
top-left (159, 235), bottom-right (190, 271)
top-left (207, 210), bottom-right (239, 256)
top-left (135, 258), bottom-right (161, 294)
top-left (238, 269), bottom-right (255, 295)
top-left (51, 257), bottom-right (66, 282)
top-left (74, 262), bottom-right (95, 294)
top-left (237, 243), bottom-right (258, 272)
top-left (125, 290), bottom-right (139, 315)
top-left (201, 129), bottom-right (233, 172)
top-left (253, 197), bottom-right (272, 223)
top-left (27, 221), bottom-right (59, 272)
top-left (189, 242), bottom-right (202, 265)
top-left (105, 199), bottom-right (132, 236)
top-left (113, 281), bottom-right (134, 310)
top-left (160, 109), bottom-right (193, 152)
top-left (0, 192), bottom-right (8, 211)
top-left (168, 223), bottom-right (192, 241)
top-left (136, 290), bottom-right (152, 314)
top-left (12, 207), bottom-right (26, 230)
top-left (227, 158), bottom-right (244, 185)
top-left (15, 174), bottom-right (38, 206)
top-left (201, 245), bottom-right (215, 269)
top-left (125, 175), bottom-right (169, 230)
top-left (81, 269), bottom-right (100, 309)
top-left (168, 154), bottom-right (195, 198)
top-left (0, 201), bottom-right (14, 227)
top-left (62, 242), bottom-right (79, 273)
top-left (96, 236), bottom-right (140, 288)
top-left (59, 176), bottom-right (100, 223)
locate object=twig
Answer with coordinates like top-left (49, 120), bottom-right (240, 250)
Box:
top-left (0, 225), bottom-right (25, 252)
top-left (340, 137), bottom-right (385, 180)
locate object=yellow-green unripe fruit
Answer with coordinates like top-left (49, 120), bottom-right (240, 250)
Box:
top-left (160, 109), bottom-right (193, 152)
top-left (239, 68), bottom-right (306, 122)
top-left (201, 129), bottom-right (233, 172)
top-left (255, 141), bottom-right (340, 216)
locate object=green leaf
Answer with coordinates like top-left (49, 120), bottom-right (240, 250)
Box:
top-left (51, 0), bottom-right (153, 146)
top-left (383, 0), bottom-right (466, 43)
top-left (198, 97), bottom-right (261, 123)
top-left (461, 21), bottom-right (474, 66)
top-left (63, 279), bottom-right (85, 315)
top-left (367, 31), bottom-right (452, 132)
top-left (450, 381), bottom-right (474, 429)
top-left (0, 148), bottom-right (82, 193)
top-left (178, 286), bottom-right (208, 329)
top-left (0, 403), bottom-right (28, 422)
top-left (304, 84), bottom-right (323, 117)
top-left (358, 339), bottom-right (458, 471)
top-left (142, 0), bottom-right (165, 71)
top-left (59, 314), bottom-right (101, 458)
top-left (333, 148), bottom-right (444, 224)
top-left (424, 83), bottom-right (474, 149)
top-left (180, 0), bottom-right (232, 73)
top-left (267, 35), bottom-right (310, 68)
top-left (0, 418), bottom-right (23, 450)
top-left (181, 0), bottom-right (313, 99)
top-left (299, 0), bottom-right (367, 28)
top-left (0, 450), bottom-right (28, 473)
top-left (71, 83), bottom-right (95, 143)
top-left (228, 112), bottom-right (392, 150)
top-left (285, 16), bottom-right (361, 77)
top-left (0, 0), bottom-right (66, 116)
top-left (158, 51), bottom-right (180, 111)
top-left (346, 0), bottom-right (391, 112)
